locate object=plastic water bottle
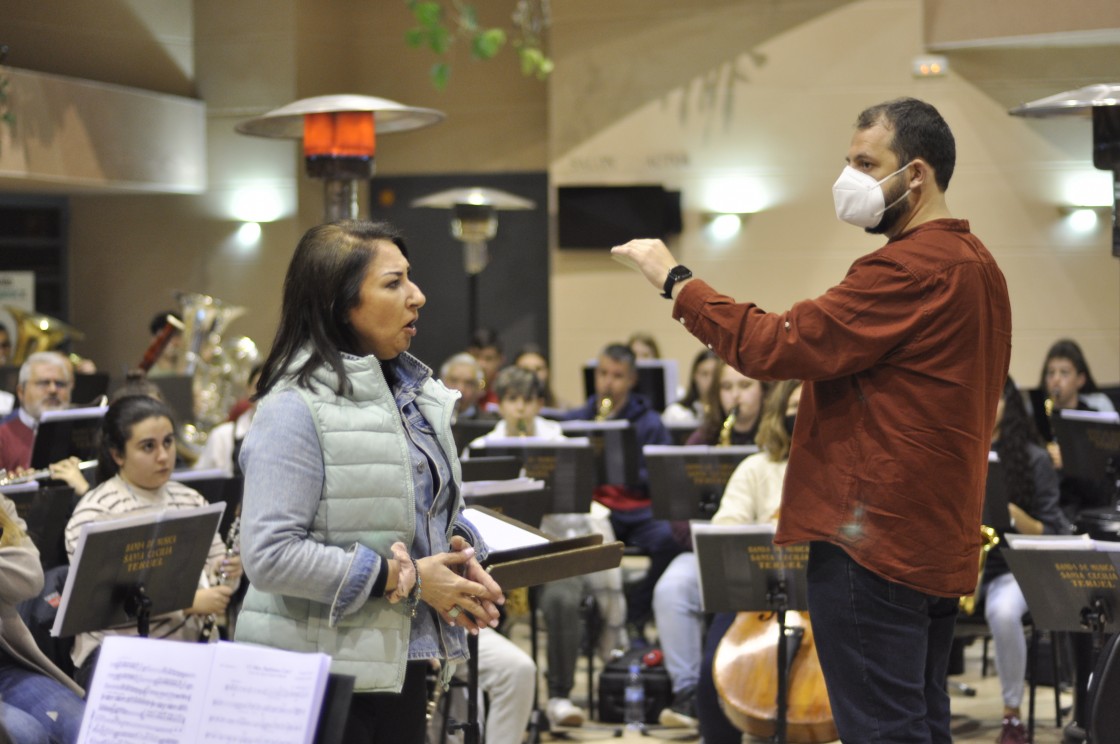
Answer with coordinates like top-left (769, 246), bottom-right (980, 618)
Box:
top-left (623, 661), bottom-right (645, 731)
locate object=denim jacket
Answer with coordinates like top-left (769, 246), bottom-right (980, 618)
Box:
top-left (236, 350), bottom-right (486, 693)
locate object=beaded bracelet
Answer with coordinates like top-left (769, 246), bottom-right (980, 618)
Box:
top-left (405, 557), bottom-right (422, 618)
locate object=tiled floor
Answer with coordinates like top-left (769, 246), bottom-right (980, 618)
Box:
top-left (499, 620), bottom-right (1078, 744)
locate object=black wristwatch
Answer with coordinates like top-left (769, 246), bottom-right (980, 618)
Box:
top-left (661, 265), bottom-right (693, 299)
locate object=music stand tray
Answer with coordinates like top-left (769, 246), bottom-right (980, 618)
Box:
top-left (461, 456), bottom-right (523, 483)
top-left (645, 444), bottom-right (758, 521)
top-left (471, 439), bottom-right (595, 514)
top-left (52, 502), bottom-right (225, 638)
top-left (1051, 410), bottom-right (1120, 501)
top-left (29, 405), bottom-right (108, 469)
top-left (465, 506), bottom-right (624, 590)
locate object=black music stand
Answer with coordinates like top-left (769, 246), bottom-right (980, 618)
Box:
top-left (451, 418), bottom-right (502, 454)
top-left (692, 523), bottom-right (811, 744)
top-left (645, 444), bottom-right (758, 521)
top-left (1052, 410), bottom-right (1120, 507)
top-left (557, 420), bottom-right (640, 488)
top-left (983, 454), bottom-right (1014, 532)
top-left (172, 469), bottom-right (244, 544)
top-left (1003, 544), bottom-right (1120, 737)
top-left (582, 359), bottom-right (680, 413)
top-left (471, 439), bottom-right (595, 514)
top-left (2, 482), bottom-right (77, 570)
top-left (461, 455), bottom-right (523, 482)
top-left (52, 502), bottom-right (224, 639)
top-left (461, 479), bottom-right (550, 531)
top-left (453, 506), bottom-right (624, 744)
top-left (29, 405), bottom-right (107, 469)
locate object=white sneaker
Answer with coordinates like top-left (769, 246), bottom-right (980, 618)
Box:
top-left (546, 697), bottom-right (586, 728)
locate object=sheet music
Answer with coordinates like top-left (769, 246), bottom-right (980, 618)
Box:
top-left (199, 641), bottom-right (330, 744)
top-left (38, 405), bottom-right (109, 424)
top-left (1058, 408), bottom-right (1120, 424)
top-left (689, 521), bottom-right (776, 536)
top-left (463, 506), bottom-right (550, 551)
top-left (461, 477), bottom-right (546, 496)
top-left (78, 636), bottom-right (330, 744)
top-left (1003, 533), bottom-right (1093, 550)
top-left (476, 436), bottom-right (592, 448)
top-left (644, 444), bottom-right (759, 456)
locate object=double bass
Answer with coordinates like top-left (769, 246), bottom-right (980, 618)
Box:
top-left (713, 609), bottom-right (837, 743)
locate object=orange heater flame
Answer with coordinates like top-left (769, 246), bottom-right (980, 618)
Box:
top-left (302, 112), bottom-right (376, 158)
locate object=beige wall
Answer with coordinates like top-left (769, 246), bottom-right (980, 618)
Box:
top-left (546, 0), bottom-right (1120, 405)
top-left (0, 0), bottom-right (1117, 405)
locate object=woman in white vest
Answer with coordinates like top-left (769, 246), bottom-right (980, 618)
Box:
top-left (237, 220), bottom-right (505, 743)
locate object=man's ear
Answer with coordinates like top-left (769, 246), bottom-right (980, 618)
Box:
top-left (909, 159), bottom-right (934, 190)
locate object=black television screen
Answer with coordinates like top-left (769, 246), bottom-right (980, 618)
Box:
top-left (557, 185), bottom-right (681, 249)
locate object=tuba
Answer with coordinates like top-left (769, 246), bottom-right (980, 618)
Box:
top-left (5, 306), bottom-right (85, 365)
top-left (173, 292), bottom-right (259, 455)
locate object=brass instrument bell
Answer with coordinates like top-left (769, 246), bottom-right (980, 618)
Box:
top-left (5, 306), bottom-right (85, 365)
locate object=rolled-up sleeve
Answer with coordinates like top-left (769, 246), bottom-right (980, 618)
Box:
top-left (239, 390), bottom-right (381, 623)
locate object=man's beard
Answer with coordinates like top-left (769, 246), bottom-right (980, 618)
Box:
top-left (865, 174), bottom-right (911, 236)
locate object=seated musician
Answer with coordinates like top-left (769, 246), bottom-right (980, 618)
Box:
top-left (562, 342), bottom-right (679, 647)
top-left (653, 380), bottom-right (801, 740)
top-left (440, 352), bottom-right (497, 424)
top-left (983, 377), bottom-right (1071, 744)
top-left (0, 352), bottom-right (90, 496)
top-left (686, 359), bottom-right (766, 447)
top-left (0, 492), bottom-right (86, 743)
top-left (470, 365), bottom-right (628, 730)
top-left (194, 365), bottom-right (262, 476)
top-left (661, 349), bottom-right (719, 429)
top-left (63, 395), bottom-right (241, 688)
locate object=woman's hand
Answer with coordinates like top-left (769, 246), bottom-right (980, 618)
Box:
top-left (220, 553), bottom-right (244, 584)
top-left (190, 585), bottom-right (234, 615)
top-left (49, 457), bottom-right (90, 496)
top-left (1046, 441), bottom-right (1063, 471)
top-left (418, 542), bottom-right (504, 634)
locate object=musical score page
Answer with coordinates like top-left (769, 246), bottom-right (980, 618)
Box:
top-left (78, 636), bottom-right (331, 744)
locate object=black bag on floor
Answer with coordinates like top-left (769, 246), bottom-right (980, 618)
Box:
top-left (597, 647), bottom-right (672, 724)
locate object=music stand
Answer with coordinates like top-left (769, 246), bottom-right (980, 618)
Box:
top-left (451, 418), bottom-right (501, 454)
top-left (148, 373), bottom-right (196, 428)
top-left (461, 479), bottom-right (550, 530)
top-left (2, 482), bottom-right (77, 570)
top-left (52, 502), bottom-right (225, 639)
top-left (645, 444), bottom-right (757, 521)
top-left (983, 453), bottom-right (1014, 532)
top-left (1051, 409), bottom-right (1120, 506)
top-left (461, 456), bottom-right (523, 482)
top-left (665, 422), bottom-right (696, 446)
top-left (582, 359), bottom-right (680, 412)
top-left (557, 420), bottom-right (640, 488)
top-left (71, 372), bottom-right (110, 405)
top-left (29, 405), bottom-right (108, 469)
top-left (692, 522), bottom-right (810, 744)
top-left (172, 469), bottom-right (244, 542)
top-left (471, 439), bottom-right (595, 514)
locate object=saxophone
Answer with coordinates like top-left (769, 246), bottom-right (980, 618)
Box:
top-left (959, 525), bottom-right (1000, 615)
top-left (719, 408), bottom-right (737, 447)
top-left (595, 396), bottom-right (613, 421)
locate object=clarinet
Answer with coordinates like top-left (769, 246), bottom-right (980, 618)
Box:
top-left (199, 514), bottom-right (240, 642)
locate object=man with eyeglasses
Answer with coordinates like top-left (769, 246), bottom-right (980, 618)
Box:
top-left (0, 351), bottom-right (90, 494)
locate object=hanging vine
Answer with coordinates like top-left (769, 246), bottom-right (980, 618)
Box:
top-left (404, 0), bottom-right (553, 90)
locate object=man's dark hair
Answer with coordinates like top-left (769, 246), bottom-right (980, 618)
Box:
top-left (856, 98), bottom-right (956, 191)
top-left (600, 343), bottom-right (636, 372)
top-left (468, 327), bottom-right (503, 355)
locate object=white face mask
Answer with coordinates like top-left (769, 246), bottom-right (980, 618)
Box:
top-left (831, 162), bottom-right (912, 228)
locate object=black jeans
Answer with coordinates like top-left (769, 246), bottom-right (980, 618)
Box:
top-left (341, 660), bottom-right (429, 744)
top-left (807, 541), bottom-right (958, 744)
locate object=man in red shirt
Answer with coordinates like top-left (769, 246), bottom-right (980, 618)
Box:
top-left (613, 98), bottom-right (1012, 743)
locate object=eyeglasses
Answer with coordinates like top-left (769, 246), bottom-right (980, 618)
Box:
top-left (29, 379), bottom-right (71, 390)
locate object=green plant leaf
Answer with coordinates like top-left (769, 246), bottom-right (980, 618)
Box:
top-left (404, 27), bottom-right (426, 48)
top-left (471, 28), bottom-right (505, 60)
top-left (430, 62), bottom-right (451, 90)
top-left (412, 1), bottom-right (443, 28)
top-left (461, 4), bottom-right (479, 31)
top-left (429, 25), bottom-right (451, 54)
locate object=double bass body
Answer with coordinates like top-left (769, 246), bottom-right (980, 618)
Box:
top-left (713, 610), bottom-right (837, 743)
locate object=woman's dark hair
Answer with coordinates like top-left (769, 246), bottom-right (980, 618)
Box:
top-left (994, 377), bottom-right (1043, 514)
top-left (680, 349), bottom-right (720, 409)
top-left (855, 97), bottom-right (956, 191)
top-left (1038, 338), bottom-right (1101, 394)
top-left (255, 220), bottom-right (408, 399)
top-left (97, 395), bottom-right (177, 482)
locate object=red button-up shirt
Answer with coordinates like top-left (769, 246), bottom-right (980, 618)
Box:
top-left (673, 219), bottom-right (1012, 596)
